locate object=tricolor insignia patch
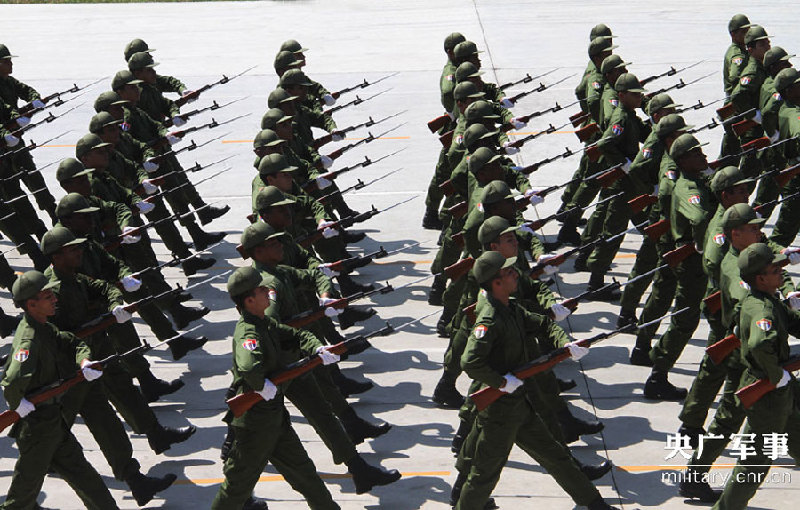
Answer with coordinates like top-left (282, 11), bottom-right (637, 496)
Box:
top-left (455, 135), bottom-right (463, 146)
top-left (13, 349), bottom-right (28, 363)
top-left (446, 74), bottom-right (454, 82)
top-left (740, 76), bottom-right (751, 85)
top-left (242, 339), bottom-right (258, 351)
top-left (713, 233), bottom-right (726, 245)
top-left (688, 195), bottom-right (701, 205)
top-left (474, 325), bottom-right (488, 339)
top-left (739, 280), bottom-right (751, 290)
top-left (609, 99), bottom-right (619, 107)
top-left (268, 288), bottom-right (277, 302)
top-left (773, 92), bottom-right (782, 101)
top-left (666, 170), bottom-right (678, 180)
top-left (476, 202), bottom-right (484, 212)
top-left (733, 57), bottom-right (743, 66)
top-left (756, 319), bottom-right (772, 331)
top-left (642, 148), bottom-right (653, 159)
top-left (592, 81), bottom-right (601, 90)
top-left (611, 124), bottom-right (624, 136)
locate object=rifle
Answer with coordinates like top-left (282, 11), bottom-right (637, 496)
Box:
top-left (468, 308), bottom-right (691, 410)
top-left (147, 131), bottom-right (229, 164)
top-left (137, 154), bottom-right (234, 196)
top-left (17, 76), bottom-right (104, 116)
top-left (644, 97), bottom-right (726, 126)
top-left (570, 110), bottom-right (591, 128)
top-left (317, 168), bottom-right (402, 206)
top-left (439, 129), bottom-right (455, 147)
top-left (515, 146), bottom-right (579, 176)
top-left (443, 257), bottom-right (475, 281)
top-left (511, 99), bottom-right (580, 128)
top-left (313, 111), bottom-right (405, 149)
top-left (325, 123), bottom-right (404, 162)
top-left (102, 203), bottom-right (219, 252)
top-left (323, 89), bottom-right (389, 117)
top-left (174, 65), bottom-right (256, 107)
top-left (644, 72), bottom-right (715, 100)
top-left (427, 112), bottom-right (454, 134)
top-left (322, 242), bottom-right (421, 273)
top-left (644, 219), bottom-right (671, 241)
top-left (639, 60), bottom-right (704, 86)
top-left (628, 194), bottom-right (658, 214)
top-left (302, 147), bottom-right (405, 192)
top-left (662, 243), bottom-right (700, 267)
top-left (730, 111), bottom-right (765, 137)
top-left (522, 191), bottom-right (624, 231)
top-left (499, 69), bottom-right (557, 91)
top-left (163, 97), bottom-right (246, 128)
top-left (708, 136), bottom-right (795, 170)
top-left (330, 71), bottom-right (399, 100)
top-left (508, 120), bottom-right (571, 149)
top-left (576, 122), bottom-right (602, 143)
top-left (586, 161), bottom-right (627, 188)
top-left (560, 262), bottom-right (669, 313)
top-left (704, 290), bottom-right (722, 315)
top-left (736, 355), bottom-right (800, 409)
top-left (143, 166), bottom-right (232, 203)
top-left (505, 74), bottom-right (573, 105)
top-left (688, 118), bottom-right (720, 135)
top-left (131, 242), bottom-right (222, 280)
top-left (147, 114), bottom-right (249, 148)
top-left (754, 191), bottom-right (800, 214)
top-left (0, 131), bottom-right (71, 163)
top-left (226, 311), bottom-right (437, 418)
top-left (439, 178), bottom-right (456, 197)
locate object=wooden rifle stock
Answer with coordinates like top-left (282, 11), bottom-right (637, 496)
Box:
top-left (663, 243), bottom-right (697, 267)
top-left (736, 357), bottom-right (800, 409)
top-left (585, 145), bottom-right (602, 162)
top-left (570, 111), bottom-right (589, 128)
top-left (439, 179), bottom-right (455, 197)
top-left (444, 257), bottom-right (475, 280)
top-left (628, 194), bottom-right (658, 214)
top-left (463, 303), bottom-right (477, 324)
top-left (576, 123), bottom-right (600, 142)
top-left (644, 219), bottom-right (670, 241)
top-left (703, 290), bottom-right (722, 315)
top-left (732, 118), bottom-right (759, 137)
top-left (705, 333), bottom-right (741, 365)
top-left (448, 201), bottom-right (468, 219)
top-left (716, 103), bottom-right (736, 121)
top-left (440, 130), bottom-right (454, 147)
top-left (452, 231), bottom-right (465, 249)
top-left (428, 114), bottom-right (450, 133)
top-left (595, 165), bottom-right (624, 187)
top-left (775, 163), bottom-right (800, 188)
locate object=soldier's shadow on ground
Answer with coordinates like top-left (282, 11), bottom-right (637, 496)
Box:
top-left (364, 474), bottom-right (453, 509)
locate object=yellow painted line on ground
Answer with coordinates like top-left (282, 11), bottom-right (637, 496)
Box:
top-left (175, 471), bottom-right (451, 486)
top-left (222, 136), bottom-right (410, 144)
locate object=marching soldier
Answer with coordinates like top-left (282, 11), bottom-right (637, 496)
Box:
top-left (719, 14), bottom-right (751, 158)
top-left (123, 38), bottom-right (192, 98)
top-left (278, 39), bottom-right (334, 113)
top-left (768, 67), bottom-right (800, 247)
top-left (575, 24), bottom-right (613, 116)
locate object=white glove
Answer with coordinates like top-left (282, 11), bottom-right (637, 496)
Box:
top-left (542, 264), bottom-right (559, 276)
top-left (316, 176), bottom-right (332, 190)
top-left (525, 189), bottom-right (544, 206)
top-left (550, 303), bottom-right (571, 321)
top-left (171, 116), bottom-right (187, 127)
top-left (787, 291), bottom-right (800, 311)
top-left (112, 305), bottom-right (132, 323)
top-left (511, 166), bottom-right (524, 172)
top-left (621, 158), bottom-right (632, 174)
top-left (500, 98), bottom-right (514, 108)
top-left (701, 167), bottom-right (715, 177)
top-left (322, 227), bottom-right (338, 239)
top-left (32, 99), bottom-right (46, 109)
top-left (537, 254), bottom-right (559, 273)
top-left (4, 134), bottom-right (20, 147)
top-left (141, 180), bottom-right (158, 195)
top-left (166, 134), bottom-right (181, 145)
top-left (135, 201), bottom-right (155, 214)
top-left (769, 130), bottom-right (781, 143)
top-left (565, 340), bottom-right (589, 360)
top-left (510, 117), bottom-right (526, 129)
top-left (518, 224), bottom-right (535, 235)
top-left (316, 345), bottom-right (340, 365)
top-left (257, 379), bottom-right (278, 401)
top-left (331, 132), bottom-right (344, 142)
top-left (81, 360), bottom-right (103, 381)
top-left (320, 155), bottom-right (333, 169)
top-left (182, 90), bottom-right (197, 103)
top-left (777, 369), bottom-right (792, 388)
top-left (753, 110), bottom-right (763, 124)
top-left (120, 275), bottom-right (142, 292)
top-left (323, 94), bottom-right (336, 106)
top-left (143, 160), bottom-right (159, 173)
top-left (319, 263), bottom-right (339, 278)
top-left (500, 373), bottom-right (523, 393)
top-left (15, 116), bottom-right (30, 127)
top-left (782, 249), bottom-right (800, 265)
top-left (503, 142), bottom-right (520, 155)
top-left (15, 398), bottom-right (35, 418)
top-left (121, 226), bottom-right (142, 244)
top-left (319, 297), bottom-right (342, 317)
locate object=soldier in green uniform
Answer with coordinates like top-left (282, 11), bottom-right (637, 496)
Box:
top-left (211, 266), bottom-right (341, 510)
top-left (0, 270), bottom-right (119, 510)
top-left (575, 24), bottom-right (613, 116)
top-left (768, 67), bottom-right (800, 247)
top-left (645, 133), bottom-right (715, 399)
top-left (278, 39), bottom-right (334, 113)
top-left (123, 38), bottom-right (192, 98)
top-left (711, 244), bottom-right (800, 510)
top-left (719, 14), bottom-right (751, 158)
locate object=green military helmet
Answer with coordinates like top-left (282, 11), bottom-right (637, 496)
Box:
top-left (94, 91), bottom-right (129, 113)
top-left (41, 226), bottom-right (86, 256)
top-left (473, 251), bottom-right (516, 285)
top-left (480, 180), bottom-right (517, 205)
top-left (763, 46), bottom-right (794, 70)
top-left (124, 38), bottom-right (153, 62)
top-left (0, 44), bottom-right (18, 60)
top-left (55, 192), bottom-right (100, 219)
top-left (455, 62), bottom-right (483, 83)
top-left (444, 32), bottom-right (466, 51)
top-left (75, 133), bottom-right (111, 159)
top-left (744, 25), bottom-right (769, 46)
top-left (646, 93), bottom-right (681, 117)
top-left (468, 147), bottom-right (502, 174)
top-left (453, 41), bottom-right (482, 61)
top-left (600, 54), bottom-right (629, 75)
top-left (453, 81), bottom-right (484, 101)
top-left (590, 24), bottom-right (612, 40)
top-left (464, 100), bottom-right (500, 125)
top-left (478, 216), bottom-right (516, 245)
top-left (89, 111), bottom-right (122, 135)
top-left (258, 153), bottom-right (297, 176)
top-left (614, 72), bottom-right (645, 93)
top-left (255, 185), bottom-right (296, 211)
top-left (588, 36), bottom-right (617, 57)
top-left (280, 39), bottom-right (309, 54)
top-left (267, 87), bottom-right (299, 109)
top-left (280, 69), bottom-right (313, 88)
top-left (654, 114), bottom-right (693, 138)
top-left (253, 129), bottom-right (285, 149)
top-left (111, 70), bottom-right (143, 91)
top-left (274, 50), bottom-right (302, 72)
top-left (728, 14), bottom-right (751, 33)
top-left (241, 221), bottom-right (285, 251)
top-left (56, 158), bottom-right (93, 183)
top-left (738, 242), bottom-right (785, 278)
top-left (261, 108), bottom-right (293, 130)
top-left (669, 132), bottom-right (707, 160)
top-left (722, 203), bottom-right (766, 231)
top-left (227, 266), bottom-right (270, 297)
top-left (710, 166), bottom-right (753, 194)
top-left (12, 270), bottom-right (58, 302)
top-left (128, 51), bottom-right (159, 72)
top-left (462, 123), bottom-right (497, 149)
top-left (774, 67), bottom-right (800, 93)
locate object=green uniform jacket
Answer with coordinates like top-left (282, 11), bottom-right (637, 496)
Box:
top-left (670, 172), bottom-right (714, 249)
top-left (0, 76), bottom-right (40, 116)
top-left (628, 130), bottom-right (665, 195)
top-left (137, 83), bottom-right (179, 122)
top-left (155, 74), bottom-right (187, 95)
top-left (122, 105), bottom-right (165, 146)
top-left (90, 168), bottom-right (143, 209)
top-left (599, 84), bottom-right (619, 130)
top-left (723, 43), bottom-right (748, 98)
top-left (702, 205), bottom-right (727, 285)
top-left (575, 61), bottom-right (596, 113)
top-left (777, 100), bottom-right (800, 162)
top-left (759, 75), bottom-right (783, 138)
top-left (585, 71), bottom-right (606, 125)
top-left (730, 57), bottom-right (766, 118)
top-left (441, 60), bottom-right (458, 113)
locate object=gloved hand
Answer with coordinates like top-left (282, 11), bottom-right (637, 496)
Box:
top-left (32, 99), bottom-right (46, 109)
top-left (319, 263), bottom-right (339, 278)
top-left (141, 180), bottom-right (158, 195)
top-left (316, 345), bottom-right (341, 365)
top-left (112, 305), bottom-right (132, 323)
top-left (503, 142), bottom-right (520, 155)
top-left (777, 369), bottom-right (792, 388)
top-left (182, 90), bottom-right (197, 103)
top-left (525, 189), bottom-right (544, 206)
top-left (120, 275), bottom-right (142, 292)
top-left (510, 117), bottom-right (526, 129)
top-left (143, 159), bottom-right (159, 173)
top-left (81, 359), bottom-right (103, 381)
top-left (781, 248), bottom-right (800, 265)
top-left (323, 94), bottom-right (336, 106)
top-left (753, 110), bottom-right (763, 124)
top-left (166, 134), bottom-right (181, 145)
top-left (121, 226), bottom-right (142, 243)
top-left (15, 116), bottom-right (30, 127)
top-left (171, 116), bottom-right (187, 127)
top-left (331, 132), bottom-right (344, 142)
top-left (322, 226), bottom-right (339, 239)
top-left (500, 373), bottom-right (523, 393)
top-left (257, 379), bottom-right (278, 401)
top-left (537, 254), bottom-right (560, 275)
top-left (316, 176), bottom-right (332, 190)
top-left (320, 155), bottom-right (333, 169)
top-left (518, 224), bottom-right (535, 235)
top-left (4, 134), bottom-right (20, 147)
top-left (136, 201), bottom-right (155, 214)
top-left (15, 398), bottom-right (35, 418)
top-left (769, 130), bottom-right (780, 143)
top-left (511, 166), bottom-right (524, 172)
top-left (788, 291), bottom-right (800, 311)
top-left (565, 340), bottom-right (589, 360)
top-left (319, 297), bottom-right (342, 317)
top-left (500, 98), bottom-right (514, 108)
top-left (550, 303), bottom-right (571, 321)
top-left (621, 158), bottom-right (632, 174)
top-left (447, 111), bottom-right (456, 121)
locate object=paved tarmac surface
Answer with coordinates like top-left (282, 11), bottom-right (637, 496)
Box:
top-left (0, 1), bottom-right (798, 508)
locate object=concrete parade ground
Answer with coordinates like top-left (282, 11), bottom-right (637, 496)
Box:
top-left (0, 0), bottom-right (798, 508)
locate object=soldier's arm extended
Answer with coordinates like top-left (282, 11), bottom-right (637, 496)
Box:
top-left (305, 105), bottom-right (338, 132)
top-left (519, 274), bottom-right (558, 312)
top-left (595, 110), bottom-right (629, 165)
top-left (523, 309), bottom-right (570, 351)
top-left (461, 315), bottom-right (507, 389)
top-left (0, 337), bottom-right (37, 409)
top-left (10, 76), bottom-right (41, 104)
top-left (155, 74), bottom-right (187, 95)
top-left (742, 302), bottom-right (789, 386)
top-left (676, 183), bottom-right (713, 248)
top-left (729, 72), bottom-right (759, 116)
top-left (265, 316), bottom-right (324, 356)
top-left (234, 324), bottom-right (269, 391)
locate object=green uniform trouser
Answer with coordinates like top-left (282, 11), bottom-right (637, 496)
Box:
top-left (563, 155), bottom-right (604, 217)
top-left (455, 395), bottom-right (599, 510)
top-left (634, 240), bottom-right (678, 349)
top-left (752, 176), bottom-right (781, 221)
top-left (285, 371), bottom-right (357, 465)
top-left (101, 360), bottom-right (159, 435)
top-left (769, 176), bottom-right (800, 247)
top-left (61, 381), bottom-right (140, 481)
top-left (577, 185), bottom-right (613, 247)
top-left (679, 308), bottom-right (728, 428)
top-left (1, 405), bottom-right (118, 510)
top-left (144, 195), bottom-right (192, 258)
top-left (425, 145), bottom-right (451, 215)
top-left (442, 275), bottom-right (467, 334)
top-left (431, 219), bottom-right (464, 276)
top-left (106, 321), bottom-right (151, 378)
top-left (619, 234), bottom-right (659, 316)
top-left (0, 162), bottom-right (48, 239)
top-left (586, 184), bottom-right (645, 275)
top-left (650, 252), bottom-right (707, 372)
top-left (0, 253), bottom-right (16, 290)
top-left (211, 407), bottom-right (339, 510)
top-left (711, 383), bottom-right (800, 510)
top-left (311, 232), bottom-right (348, 264)
top-left (559, 154), bottom-right (588, 211)
top-left (718, 122), bottom-right (741, 159)
top-left (0, 200), bottom-right (42, 260)
top-left (445, 314), bottom-right (470, 376)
